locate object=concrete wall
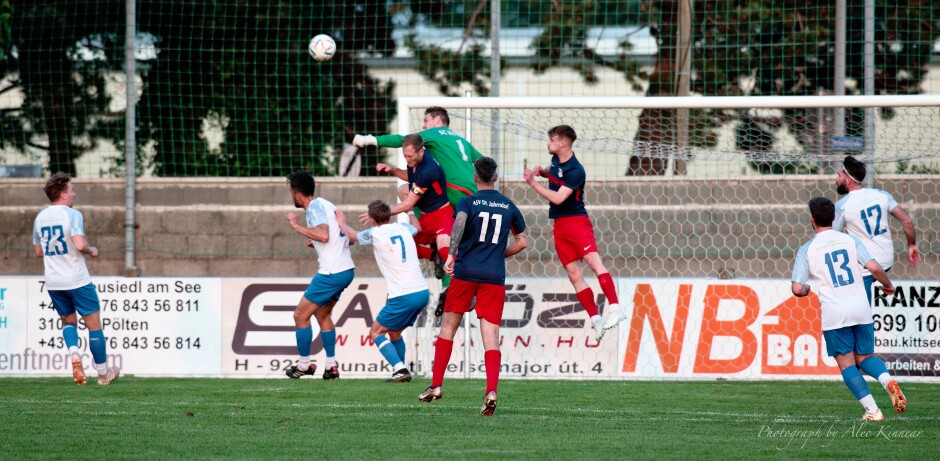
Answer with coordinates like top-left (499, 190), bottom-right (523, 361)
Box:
top-left (2, 177), bottom-right (937, 280)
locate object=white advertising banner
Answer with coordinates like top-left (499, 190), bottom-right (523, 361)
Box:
top-left (0, 277), bottom-right (221, 376)
top-left (2, 276), bottom-right (937, 380)
top-left (614, 280), bottom-right (940, 379)
top-left (220, 277), bottom-right (417, 378)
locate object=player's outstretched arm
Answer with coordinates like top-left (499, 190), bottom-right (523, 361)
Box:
top-left (375, 163), bottom-right (408, 181)
top-left (791, 282), bottom-right (811, 297)
top-left (864, 260), bottom-right (896, 295)
top-left (506, 231), bottom-right (527, 257)
top-left (354, 133), bottom-right (408, 149)
top-left (334, 209), bottom-right (359, 244)
top-left (890, 205), bottom-right (920, 267)
top-left (287, 213), bottom-right (329, 242)
top-left (389, 192), bottom-right (420, 216)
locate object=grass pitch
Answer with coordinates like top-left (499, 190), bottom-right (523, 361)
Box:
top-left (2, 377), bottom-right (938, 460)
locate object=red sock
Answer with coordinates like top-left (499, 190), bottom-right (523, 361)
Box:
top-left (432, 337), bottom-right (454, 388)
top-left (484, 349), bottom-right (501, 394)
top-left (437, 246), bottom-right (449, 262)
top-left (597, 273), bottom-right (620, 305)
top-left (416, 245), bottom-right (433, 260)
top-left (576, 288), bottom-right (598, 317)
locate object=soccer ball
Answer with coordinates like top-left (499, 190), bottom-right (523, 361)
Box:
top-left (308, 34), bottom-right (336, 62)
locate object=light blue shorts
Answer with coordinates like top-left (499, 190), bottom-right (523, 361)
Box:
top-left (49, 283), bottom-right (101, 317)
top-left (823, 323), bottom-right (875, 357)
top-left (303, 269), bottom-right (355, 306)
top-left (376, 290), bottom-right (430, 331)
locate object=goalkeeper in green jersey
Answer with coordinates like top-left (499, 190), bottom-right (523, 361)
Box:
top-left (353, 106), bottom-right (484, 208)
top-left (354, 107), bottom-right (485, 315)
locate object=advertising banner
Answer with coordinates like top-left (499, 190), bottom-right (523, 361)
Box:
top-left (0, 277), bottom-right (221, 376)
top-left (220, 277), bottom-right (411, 378)
top-left (2, 276), bottom-right (937, 380)
top-left (615, 280), bottom-right (940, 379)
top-left (412, 278), bottom-right (621, 379)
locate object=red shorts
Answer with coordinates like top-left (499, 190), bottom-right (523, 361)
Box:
top-left (414, 204), bottom-right (455, 245)
top-left (553, 215), bottom-right (598, 266)
top-left (444, 277), bottom-right (506, 325)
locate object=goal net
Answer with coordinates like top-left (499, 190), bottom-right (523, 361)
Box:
top-left (404, 95), bottom-right (940, 381)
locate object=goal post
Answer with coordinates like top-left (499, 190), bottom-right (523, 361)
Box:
top-left (402, 95), bottom-right (940, 381)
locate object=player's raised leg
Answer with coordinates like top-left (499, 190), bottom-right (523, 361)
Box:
top-left (369, 314), bottom-right (411, 382)
top-left (857, 354), bottom-right (906, 414)
top-left (582, 252), bottom-right (624, 330)
top-left (374, 289), bottom-right (429, 382)
top-left (564, 260), bottom-right (605, 341)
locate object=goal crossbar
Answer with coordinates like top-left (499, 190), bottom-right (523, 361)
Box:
top-left (398, 94), bottom-right (940, 134)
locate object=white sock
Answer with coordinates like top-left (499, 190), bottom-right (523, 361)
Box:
top-left (95, 363), bottom-right (107, 375)
top-left (69, 347), bottom-right (80, 358)
top-left (297, 356), bottom-right (311, 370)
top-left (606, 303), bottom-right (620, 316)
top-left (859, 395), bottom-right (879, 413)
top-left (325, 356), bottom-right (336, 368)
top-left (391, 362), bottom-right (405, 371)
top-left (877, 372), bottom-right (891, 390)
top-left (591, 315), bottom-right (603, 323)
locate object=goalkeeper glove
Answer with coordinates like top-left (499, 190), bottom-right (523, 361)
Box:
top-left (353, 134), bottom-right (377, 147)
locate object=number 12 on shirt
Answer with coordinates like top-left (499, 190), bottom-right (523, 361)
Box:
top-left (860, 204), bottom-right (887, 238)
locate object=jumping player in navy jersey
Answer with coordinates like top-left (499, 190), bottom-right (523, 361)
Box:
top-left (523, 125), bottom-right (624, 341)
top-left (419, 157), bottom-right (528, 416)
top-left (370, 133), bottom-right (455, 312)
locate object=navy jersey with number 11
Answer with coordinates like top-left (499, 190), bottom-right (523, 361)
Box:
top-left (453, 189), bottom-right (526, 284)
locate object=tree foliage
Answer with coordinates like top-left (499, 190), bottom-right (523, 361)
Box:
top-left (1, 0), bottom-right (125, 176)
top-left (634, 0), bottom-right (940, 174)
top-left (136, 0), bottom-right (396, 177)
top-left (0, 0), bottom-right (396, 177)
top-left (398, 0), bottom-right (940, 175)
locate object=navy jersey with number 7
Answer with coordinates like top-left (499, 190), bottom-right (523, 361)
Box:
top-left (453, 189), bottom-right (526, 284)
